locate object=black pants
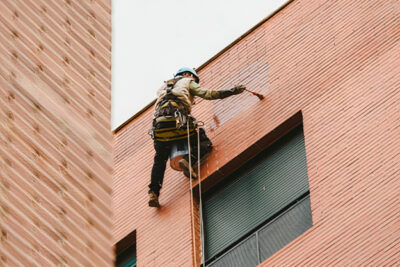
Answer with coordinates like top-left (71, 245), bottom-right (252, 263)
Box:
top-left (149, 128), bottom-right (212, 196)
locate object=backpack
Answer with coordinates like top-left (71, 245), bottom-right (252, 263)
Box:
top-left (151, 78), bottom-right (196, 142)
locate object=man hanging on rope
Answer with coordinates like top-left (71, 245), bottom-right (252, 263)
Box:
top-left (148, 67), bottom-right (246, 207)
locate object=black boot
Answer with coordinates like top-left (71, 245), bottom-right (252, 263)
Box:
top-left (179, 158), bottom-right (197, 179)
top-left (148, 191), bottom-right (160, 208)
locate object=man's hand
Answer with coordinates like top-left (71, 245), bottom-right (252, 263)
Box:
top-left (218, 85), bottom-right (247, 99)
top-left (232, 85), bottom-right (246, 94)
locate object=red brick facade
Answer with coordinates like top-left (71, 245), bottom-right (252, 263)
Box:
top-left (0, 0), bottom-right (113, 266)
top-left (114, 0), bottom-right (399, 266)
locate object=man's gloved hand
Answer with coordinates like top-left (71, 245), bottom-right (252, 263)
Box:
top-left (232, 85), bottom-right (246, 94)
top-left (218, 85), bottom-right (246, 99)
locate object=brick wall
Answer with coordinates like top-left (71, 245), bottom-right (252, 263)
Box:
top-left (113, 0), bottom-right (399, 266)
top-left (0, 0), bottom-right (113, 266)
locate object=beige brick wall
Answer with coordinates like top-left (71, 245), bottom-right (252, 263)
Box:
top-left (114, 0), bottom-right (399, 266)
top-left (0, 0), bottom-right (113, 266)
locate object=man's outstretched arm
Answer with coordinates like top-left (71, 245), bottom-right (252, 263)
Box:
top-left (189, 81), bottom-right (246, 100)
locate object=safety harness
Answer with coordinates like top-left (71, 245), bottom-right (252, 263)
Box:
top-left (151, 78), bottom-right (196, 141)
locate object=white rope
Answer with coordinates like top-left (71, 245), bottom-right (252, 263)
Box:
top-left (187, 121), bottom-right (207, 267)
top-left (197, 128), bottom-right (206, 267)
top-left (187, 122), bottom-right (198, 267)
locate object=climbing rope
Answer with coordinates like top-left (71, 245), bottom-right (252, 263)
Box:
top-left (186, 121), bottom-right (206, 267)
top-left (186, 121), bottom-right (197, 267)
top-left (197, 128), bottom-right (206, 267)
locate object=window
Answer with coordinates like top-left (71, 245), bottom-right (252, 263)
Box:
top-left (115, 231), bottom-right (136, 267)
top-left (202, 125), bottom-right (312, 266)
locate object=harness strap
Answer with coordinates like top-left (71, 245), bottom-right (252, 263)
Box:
top-left (152, 114), bottom-right (196, 142)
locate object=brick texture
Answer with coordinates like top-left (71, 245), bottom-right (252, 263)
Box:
top-left (0, 0), bottom-right (113, 266)
top-left (114, 0), bottom-right (399, 266)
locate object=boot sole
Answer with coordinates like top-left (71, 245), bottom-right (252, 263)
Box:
top-left (149, 199), bottom-right (160, 208)
top-left (179, 160), bottom-right (197, 179)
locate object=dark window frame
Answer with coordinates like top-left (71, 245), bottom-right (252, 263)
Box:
top-left (200, 112), bottom-right (313, 265)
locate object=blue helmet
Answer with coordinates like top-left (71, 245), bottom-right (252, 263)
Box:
top-left (174, 67), bottom-right (200, 83)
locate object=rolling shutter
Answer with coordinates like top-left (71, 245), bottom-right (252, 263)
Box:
top-left (203, 126), bottom-right (309, 261)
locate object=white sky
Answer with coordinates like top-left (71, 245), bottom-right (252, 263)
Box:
top-left (112, 0), bottom-right (289, 130)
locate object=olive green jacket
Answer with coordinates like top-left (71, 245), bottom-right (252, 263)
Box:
top-left (155, 77), bottom-right (221, 114)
